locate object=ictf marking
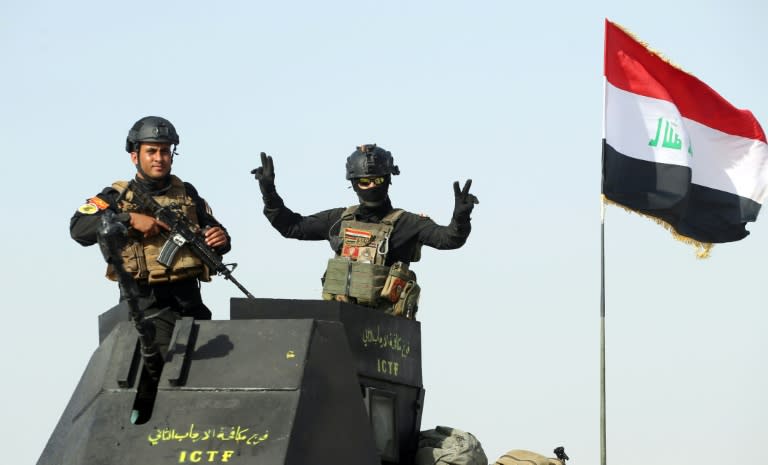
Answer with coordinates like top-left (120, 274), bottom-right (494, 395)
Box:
top-left (178, 450), bottom-right (236, 463)
top-left (377, 358), bottom-right (399, 376)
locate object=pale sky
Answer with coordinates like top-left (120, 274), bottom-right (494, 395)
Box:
top-left (2, 1), bottom-right (766, 464)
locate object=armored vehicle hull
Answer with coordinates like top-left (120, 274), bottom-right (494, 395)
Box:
top-left (39, 299), bottom-right (424, 465)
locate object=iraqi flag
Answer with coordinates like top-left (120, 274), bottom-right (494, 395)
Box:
top-left (602, 19), bottom-right (768, 251)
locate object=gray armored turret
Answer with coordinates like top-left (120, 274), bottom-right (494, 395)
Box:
top-left (38, 298), bottom-right (425, 465)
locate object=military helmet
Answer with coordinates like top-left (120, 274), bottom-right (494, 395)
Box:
top-left (125, 116), bottom-right (180, 153)
top-left (345, 144), bottom-right (400, 180)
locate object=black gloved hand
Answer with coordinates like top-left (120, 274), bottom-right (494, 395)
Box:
top-left (250, 152), bottom-right (276, 195)
top-left (452, 179), bottom-right (479, 222)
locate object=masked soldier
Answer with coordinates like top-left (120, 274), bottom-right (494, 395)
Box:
top-left (70, 116), bottom-right (231, 354)
top-left (252, 144), bottom-right (478, 319)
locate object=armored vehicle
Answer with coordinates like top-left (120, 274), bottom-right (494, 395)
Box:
top-left (37, 298), bottom-right (425, 465)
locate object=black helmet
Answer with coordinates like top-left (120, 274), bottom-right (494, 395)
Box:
top-left (125, 116), bottom-right (180, 153)
top-left (345, 144), bottom-right (400, 180)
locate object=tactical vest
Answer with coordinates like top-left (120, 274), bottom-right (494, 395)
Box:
top-left (107, 176), bottom-right (209, 284)
top-left (322, 206), bottom-right (421, 318)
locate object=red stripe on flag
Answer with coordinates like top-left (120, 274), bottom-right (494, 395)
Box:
top-left (604, 19), bottom-right (766, 143)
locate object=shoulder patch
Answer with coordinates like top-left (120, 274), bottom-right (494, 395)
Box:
top-left (78, 203), bottom-right (99, 215)
top-left (89, 196), bottom-right (109, 210)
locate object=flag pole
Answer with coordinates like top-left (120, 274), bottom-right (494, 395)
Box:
top-left (600, 197), bottom-right (607, 465)
top-left (600, 52), bottom-right (608, 464)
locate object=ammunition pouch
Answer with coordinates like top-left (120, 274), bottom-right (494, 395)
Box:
top-left (106, 240), bottom-right (209, 284)
top-left (392, 279), bottom-right (420, 319)
top-left (382, 262), bottom-right (420, 318)
top-left (322, 257), bottom-right (389, 305)
top-left (322, 258), bottom-right (419, 318)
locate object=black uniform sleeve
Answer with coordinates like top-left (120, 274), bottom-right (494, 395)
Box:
top-left (262, 191), bottom-right (345, 241)
top-left (395, 212), bottom-right (471, 251)
top-left (69, 187), bottom-right (126, 247)
top-left (184, 182), bottom-right (232, 255)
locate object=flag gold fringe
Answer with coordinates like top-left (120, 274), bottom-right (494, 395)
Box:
top-left (602, 195), bottom-right (713, 258)
top-left (610, 20), bottom-right (691, 75)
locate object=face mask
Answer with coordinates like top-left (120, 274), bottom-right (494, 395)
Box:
top-left (353, 183), bottom-right (389, 207)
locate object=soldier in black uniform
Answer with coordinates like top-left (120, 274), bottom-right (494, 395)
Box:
top-left (251, 144), bottom-right (477, 318)
top-left (70, 116), bottom-right (231, 354)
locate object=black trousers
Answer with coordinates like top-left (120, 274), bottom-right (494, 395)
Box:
top-left (119, 279), bottom-right (212, 356)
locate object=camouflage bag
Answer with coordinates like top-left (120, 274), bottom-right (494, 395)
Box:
top-left (494, 448), bottom-right (566, 465)
top-left (414, 426), bottom-right (487, 465)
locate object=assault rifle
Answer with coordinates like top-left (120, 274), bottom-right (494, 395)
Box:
top-left (97, 210), bottom-right (165, 377)
top-left (129, 181), bottom-right (256, 299)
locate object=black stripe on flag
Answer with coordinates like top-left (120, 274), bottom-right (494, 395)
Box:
top-left (602, 140), bottom-right (760, 243)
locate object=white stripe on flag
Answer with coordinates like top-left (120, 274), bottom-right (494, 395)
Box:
top-left (606, 83), bottom-right (768, 203)
top-left (688, 119), bottom-right (768, 202)
top-left (605, 83), bottom-right (690, 168)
